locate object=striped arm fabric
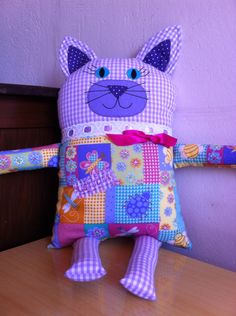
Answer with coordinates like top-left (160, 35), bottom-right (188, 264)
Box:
top-left (120, 236), bottom-right (161, 301)
top-left (65, 237), bottom-right (106, 281)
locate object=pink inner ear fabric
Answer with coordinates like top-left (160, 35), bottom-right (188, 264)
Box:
top-left (120, 235), bottom-right (161, 301)
top-left (65, 237), bottom-right (106, 281)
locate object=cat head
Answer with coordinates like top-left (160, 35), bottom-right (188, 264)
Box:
top-left (58, 26), bottom-right (182, 139)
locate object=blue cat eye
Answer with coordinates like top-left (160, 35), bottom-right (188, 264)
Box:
top-left (127, 68), bottom-right (141, 80)
top-left (95, 67), bottom-right (110, 78)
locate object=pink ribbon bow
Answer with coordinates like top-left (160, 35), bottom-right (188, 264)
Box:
top-left (106, 130), bottom-right (177, 147)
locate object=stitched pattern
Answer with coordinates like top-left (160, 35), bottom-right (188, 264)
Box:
top-left (84, 193), bottom-right (106, 224)
top-left (74, 169), bottom-right (119, 198)
top-left (111, 143), bottom-right (144, 185)
top-left (143, 143), bottom-right (160, 183)
top-left (58, 187), bottom-right (85, 224)
top-left (115, 185), bottom-right (160, 224)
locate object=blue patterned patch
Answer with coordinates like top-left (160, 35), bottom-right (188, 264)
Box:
top-left (28, 151), bottom-right (43, 165)
top-left (48, 155), bottom-right (59, 168)
top-left (173, 185), bottom-right (185, 232)
top-left (59, 143), bottom-right (67, 186)
top-left (158, 229), bottom-right (180, 241)
top-left (84, 223), bottom-right (109, 240)
top-left (223, 146), bottom-right (236, 164)
top-left (105, 187), bottom-right (116, 223)
top-left (115, 184), bottom-right (160, 223)
top-left (158, 145), bottom-right (173, 171)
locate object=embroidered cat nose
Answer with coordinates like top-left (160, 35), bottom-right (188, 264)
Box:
top-left (108, 85), bottom-right (128, 98)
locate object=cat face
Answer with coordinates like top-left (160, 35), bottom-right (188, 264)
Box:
top-left (58, 26), bottom-right (182, 133)
top-left (87, 63), bottom-right (148, 118)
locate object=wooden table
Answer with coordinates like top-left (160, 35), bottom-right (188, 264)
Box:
top-left (0, 238), bottom-right (236, 316)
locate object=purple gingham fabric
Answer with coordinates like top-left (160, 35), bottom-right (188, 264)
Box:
top-left (73, 169), bottom-right (119, 198)
top-left (58, 25), bottom-right (182, 131)
top-left (120, 236), bottom-right (161, 301)
top-left (65, 237), bottom-right (106, 281)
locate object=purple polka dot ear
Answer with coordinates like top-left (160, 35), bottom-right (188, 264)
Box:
top-left (136, 25), bottom-right (182, 75)
top-left (68, 46), bottom-right (91, 74)
top-left (143, 39), bottom-right (171, 72)
top-left (59, 36), bottom-right (97, 77)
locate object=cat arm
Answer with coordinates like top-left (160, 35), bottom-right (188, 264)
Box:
top-left (0, 143), bottom-right (60, 175)
top-left (173, 144), bottom-right (236, 169)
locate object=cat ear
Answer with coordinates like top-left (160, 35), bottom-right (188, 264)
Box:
top-left (59, 36), bottom-right (97, 77)
top-left (136, 25), bottom-right (182, 75)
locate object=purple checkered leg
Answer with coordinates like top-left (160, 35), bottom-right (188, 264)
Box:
top-left (65, 237), bottom-right (106, 282)
top-left (120, 236), bottom-right (161, 301)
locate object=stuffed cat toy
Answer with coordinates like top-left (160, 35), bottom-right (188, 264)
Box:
top-left (0, 25), bottom-right (235, 301)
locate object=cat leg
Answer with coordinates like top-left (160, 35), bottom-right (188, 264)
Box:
top-left (65, 237), bottom-right (106, 282)
top-left (120, 235), bottom-right (161, 300)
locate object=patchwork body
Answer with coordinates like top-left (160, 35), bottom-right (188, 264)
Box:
top-left (51, 136), bottom-right (189, 248)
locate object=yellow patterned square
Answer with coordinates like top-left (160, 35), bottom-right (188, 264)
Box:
top-left (159, 185), bottom-right (176, 230)
top-left (111, 144), bottom-right (144, 185)
top-left (84, 192), bottom-right (105, 224)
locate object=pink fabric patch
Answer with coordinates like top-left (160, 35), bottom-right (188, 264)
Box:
top-left (143, 143), bottom-right (160, 183)
top-left (57, 223), bottom-right (85, 247)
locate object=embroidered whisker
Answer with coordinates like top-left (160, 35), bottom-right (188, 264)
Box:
top-left (87, 67), bottom-right (96, 72)
top-left (83, 71), bottom-right (96, 75)
top-left (127, 90), bottom-right (150, 93)
top-left (123, 92), bottom-right (148, 100)
top-left (89, 64), bottom-right (97, 69)
top-left (140, 71), bottom-right (150, 77)
top-left (127, 82), bottom-right (145, 90)
top-left (86, 89), bottom-right (109, 93)
top-left (90, 82), bottom-right (108, 88)
top-left (86, 91), bottom-right (112, 104)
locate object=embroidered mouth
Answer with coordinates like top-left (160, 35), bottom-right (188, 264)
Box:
top-left (103, 102), bottom-right (133, 110)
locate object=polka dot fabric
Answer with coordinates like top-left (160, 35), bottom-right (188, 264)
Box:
top-left (59, 36), bottom-right (97, 77)
top-left (68, 46), bottom-right (91, 74)
top-left (143, 39), bottom-right (170, 72)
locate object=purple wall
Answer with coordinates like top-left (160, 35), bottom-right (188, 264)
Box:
top-left (0, 0), bottom-right (235, 271)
